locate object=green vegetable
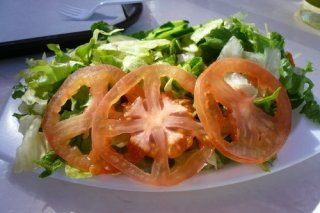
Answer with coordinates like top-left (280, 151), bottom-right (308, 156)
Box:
top-left (59, 85), bottom-right (92, 120)
top-left (65, 165), bottom-right (92, 179)
top-left (12, 82), bottom-right (27, 99)
top-left (14, 115), bottom-right (49, 173)
top-left (182, 57), bottom-right (206, 77)
top-left (69, 133), bottom-right (92, 155)
top-left (206, 150), bottom-right (231, 170)
top-left (35, 151), bottom-right (65, 178)
top-left (279, 58), bottom-right (320, 122)
top-left (259, 156), bottom-right (277, 172)
top-left (137, 20), bottom-right (193, 40)
top-left (254, 87), bottom-right (281, 116)
top-left (300, 80), bottom-right (320, 123)
top-left (12, 14), bottom-right (320, 177)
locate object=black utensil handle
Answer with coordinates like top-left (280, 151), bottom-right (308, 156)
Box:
top-left (0, 3), bottom-right (143, 58)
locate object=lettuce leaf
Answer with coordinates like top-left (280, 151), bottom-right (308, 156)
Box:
top-left (141, 20), bottom-right (193, 40)
top-left (14, 115), bottom-right (49, 173)
top-left (254, 87), bottom-right (281, 115)
top-left (35, 151), bottom-right (65, 178)
top-left (11, 15), bottom-right (320, 178)
top-left (65, 165), bottom-right (92, 179)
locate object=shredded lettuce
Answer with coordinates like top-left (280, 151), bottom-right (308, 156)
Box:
top-left (12, 82), bottom-right (27, 99)
top-left (35, 151), bottom-right (65, 178)
top-left (224, 72), bottom-right (258, 97)
top-left (254, 87), bottom-right (281, 115)
top-left (14, 115), bottom-right (49, 173)
top-left (141, 20), bottom-right (193, 40)
top-left (181, 57), bottom-right (206, 77)
top-left (99, 39), bottom-right (170, 56)
top-left (12, 15), bottom-right (320, 176)
top-left (219, 36), bottom-right (281, 78)
top-left (65, 165), bottom-right (92, 179)
top-left (259, 156), bottom-right (277, 172)
top-left (206, 150), bottom-right (231, 170)
top-left (191, 19), bottom-right (223, 43)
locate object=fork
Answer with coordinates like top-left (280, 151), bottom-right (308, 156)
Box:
top-left (58, 0), bottom-right (144, 20)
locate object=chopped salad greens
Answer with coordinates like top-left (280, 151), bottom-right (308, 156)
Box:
top-left (12, 14), bottom-right (320, 179)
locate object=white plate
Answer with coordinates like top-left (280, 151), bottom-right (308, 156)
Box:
top-left (1, 82), bottom-right (320, 192)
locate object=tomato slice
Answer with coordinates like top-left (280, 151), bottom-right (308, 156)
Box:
top-left (92, 64), bottom-right (213, 186)
top-left (194, 58), bottom-right (292, 164)
top-left (42, 65), bottom-right (125, 174)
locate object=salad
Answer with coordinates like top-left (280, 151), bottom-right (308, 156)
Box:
top-left (12, 14), bottom-right (320, 186)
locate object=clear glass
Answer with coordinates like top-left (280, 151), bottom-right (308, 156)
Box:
top-left (299, 0), bottom-right (320, 30)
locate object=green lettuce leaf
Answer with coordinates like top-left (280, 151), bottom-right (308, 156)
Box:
top-left (12, 82), bottom-right (27, 99)
top-left (35, 151), bottom-right (65, 178)
top-left (11, 15), bottom-right (320, 179)
top-left (65, 165), bottom-right (92, 179)
top-left (141, 20), bottom-right (193, 40)
top-left (14, 115), bottom-right (49, 173)
top-left (254, 87), bottom-right (281, 116)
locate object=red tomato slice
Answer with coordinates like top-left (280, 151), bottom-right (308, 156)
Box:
top-left (92, 64), bottom-right (213, 186)
top-left (194, 58), bottom-right (292, 164)
top-left (42, 65), bottom-right (125, 174)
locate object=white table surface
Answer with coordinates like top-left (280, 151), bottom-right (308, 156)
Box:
top-left (1, 0), bottom-right (320, 212)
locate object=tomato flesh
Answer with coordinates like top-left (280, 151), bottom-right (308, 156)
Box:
top-left (43, 58), bottom-right (292, 185)
top-left (42, 65), bottom-right (125, 174)
top-left (92, 64), bottom-right (212, 186)
top-left (194, 58), bottom-right (292, 164)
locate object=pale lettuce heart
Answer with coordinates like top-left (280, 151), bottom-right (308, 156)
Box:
top-left (14, 115), bottom-right (49, 172)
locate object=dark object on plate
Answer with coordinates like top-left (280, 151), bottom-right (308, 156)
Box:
top-left (0, 3), bottom-right (143, 59)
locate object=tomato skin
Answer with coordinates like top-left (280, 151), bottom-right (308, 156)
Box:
top-left (194, 58), bottom-right (292, 164)
top-left (92, 64), bottom-right (213, 186)
top-left (42, 65), bottom-right (125, 174)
